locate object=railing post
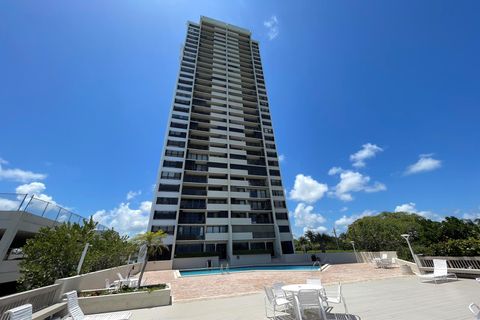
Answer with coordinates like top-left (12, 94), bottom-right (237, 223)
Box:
top-left (41, 202), bottom-right (49, 217)
top-left (16, 194), bottom-right (28, 211)
top-left (23, 195), bottom-right (34, 212)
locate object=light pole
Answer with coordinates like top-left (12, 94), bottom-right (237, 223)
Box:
top-left (401, 234), bottom-right (419, 268)
top-left (350, 241), bottom-right (358, 263)
top-left (76, 243), bottom-right (92, 275)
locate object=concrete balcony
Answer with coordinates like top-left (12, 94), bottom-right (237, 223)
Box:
top-left (230, 140), bottom-right (246, 147)
top-left (229, 131), bottom-right (245, 138)
top-left (207, 203), bottom-right (229, 211)
top-left (231, 204), bottom-right (251, 211)
top-left (210, 120), bottom-right (227, 127)
top-left (229, 149), bottom-right (247, 156)
top-left (206, 218), bottom-right (229, 225)
top-left (230, 180), bottom-right (249, 187)
top-left (209, 156), bottom-right (228, 163)
top-left (280, 233), bottom-right (293, 241)
top-left (205, 233), bottom-right (229, 241)
top-left (232, 232), bottom-right (253, 240)
top-left (210, 129), bottom-right (226, 135)
top-left (208, 167), bottom-right (229, 174)
top-left (209, 146), bottom-right (228, 153)
top-left (207, 190), bottom-right (229, 198)
top-left (208, 178), bottom-right (228, 185)
top-left (230, 191), bottom-right (249, 198)
top-left (210, 137), bottom-right (227, 144)
top-left (230, 159), bottom-right (248, 166)
top-left (231, 217), bottom-right (252, 225)
top-left (230, 169), bottom-right (248, 176)
top-left (229, 115), bottom-right (244, 122)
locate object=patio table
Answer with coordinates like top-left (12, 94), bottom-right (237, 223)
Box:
top-left (281, 284), bottom-right (324, 293)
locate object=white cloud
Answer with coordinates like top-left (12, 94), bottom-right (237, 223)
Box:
top-left (328, 167), bottom-right (343, 176)
top-left (290, 203), bottom-right (327, 234)
top-left (126, 190), bottom-right (142, 200)
top-left (463, 212), bottom-right (480, 221)
top-left (0, 159), bottom-right (47, 182)
top-left (289, 174), bottom-right (328, 203)
top-left (15, 182), bottom-right (54, 203)
top-left (405, 154), bottom-right (442, 175)
top-left (329, 170), bottom-right (386, 201)
top-left (340, 206), bottom-right (348, 212)
top-left (278, 154), bottom-right (285, 162)
top-left (0, 198), bottom-right (20, 210)
top-left (350, 143), bottom-right (383, 168)
top-left (335, 210), bottom-right (377, 229)
top-left (394, 202), bottom-right (441, 221)
top-left (92, 201), bottom-right (152, 237)
top-left (263, 15), bottom-right (279, 40)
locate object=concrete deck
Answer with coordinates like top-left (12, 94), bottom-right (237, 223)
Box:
top-left (142, 263), bottom-right (404, 301)
top-left (131, 276), bottom-right (479, 319)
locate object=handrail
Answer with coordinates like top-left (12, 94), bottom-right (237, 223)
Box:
top-left (0, 284), bottom-right (61, 320)
top-left (0, 193), bottom-right (108, 231)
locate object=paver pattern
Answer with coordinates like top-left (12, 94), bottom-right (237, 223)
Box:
top-left (142, 263), bottom-right (404, 301)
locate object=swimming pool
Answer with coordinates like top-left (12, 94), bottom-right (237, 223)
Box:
top-left (180, 264), bottom-right (320, 277)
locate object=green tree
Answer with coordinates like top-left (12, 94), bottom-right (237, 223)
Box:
top-left (131, 231), bottom-right (168, 289)
top-left (18, 219), bottom-right (133, 290)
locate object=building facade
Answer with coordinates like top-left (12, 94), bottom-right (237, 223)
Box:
top-left (147, 16), bottom-right (294, 264)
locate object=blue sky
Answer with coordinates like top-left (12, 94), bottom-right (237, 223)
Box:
top-left (1, 1), bottom-right (479, 237)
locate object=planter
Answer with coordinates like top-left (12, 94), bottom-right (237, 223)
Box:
top-left (77, 284), bottom-right (171, 314)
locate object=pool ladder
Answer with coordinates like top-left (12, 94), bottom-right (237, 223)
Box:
top-left (220, 263), bottom-right (230, 275)
top-left (313, 260), bottom-right (321, 270)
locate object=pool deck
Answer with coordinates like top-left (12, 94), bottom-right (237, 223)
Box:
top-left (143, 262), bottom-right (404, 301)
top-left (131, 276), bottom-right (479, 320)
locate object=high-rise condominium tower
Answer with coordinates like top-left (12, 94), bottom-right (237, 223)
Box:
top-left (148, 17), bottom-right (294, 265)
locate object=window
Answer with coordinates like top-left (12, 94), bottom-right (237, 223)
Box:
top-left (170, 122), bottom-right (188, 129)
top-left (271, 179), bottom-right (282, 186)
top-left (272, 190), bottom-right (283, 196)
top-left (172, 114), bottom-right (189, 121)
top-left (266, 143), bottom-right (276, 150)
top-left (153, 211), bottom-right (177, 220)
top-left (276, 212), bottom-right (288, 220)
top-left (169, 130), bottom-right (186, 138)
top-left (281, 241), bottom-right (294, 254)
top-left (173, 106), bottom-right (189, 113)
top-left (206, 225), bottom-right (228, 233)
top-left (269, 170), bottom-right (281, 176)
top-left (176, 93), bottom-right (191, 99)
top-left (156, 197), bottom-right (178, 205)
top-left (158, 184), bottom-right (180, 192)
top-left (161, 171), bottom-right (181, 180)
top-left (279, 225), bottom-right (290, 233)
top-left (263, 128), bottom-right (273, 134)
top-left (151, 225), bottom-right (175, 234)
top-left (267, 152), bottom-right (277, 158)
top-left (274, 201), bottom-right (286, 209)
top-left (207, 211), bottom-right (228, 218)
top-left (163, 160), bottom-right (183, 168)
top-left (165, 149), bottom-right (184, 158)
top-left (174, 98), bottom-right (190, 106)
top-left (177, 85), bottom-right (192, 92)
top-left (167, 140), bottom-right (185, 148)
top-left (178, 79), bottom-right (193, 86)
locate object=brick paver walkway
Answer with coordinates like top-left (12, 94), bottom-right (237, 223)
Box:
top-left (142, 263), bottom-right (404, 301)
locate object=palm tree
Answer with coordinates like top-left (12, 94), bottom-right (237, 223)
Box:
top-left (131, 230), bottom-right (168, 289)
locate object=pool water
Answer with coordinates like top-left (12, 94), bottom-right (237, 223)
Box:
top-left (180, 264), bottom-right (320, 277)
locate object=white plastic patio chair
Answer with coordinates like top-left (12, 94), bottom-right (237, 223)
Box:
top-left (117, 273), bottom-right (138, 288)
top-left (5, 304), bottom-right (32, 320)
top-left (416, 259), bottom-right (457, 284)
top-left (65, 291), bottom-right (132, 320)
top-left (264, 286), bottom-right (291, 319)
top-left (381, 253), bottom-right (388, 260)
top-left (469, 303), bottom-right (480, 320)
top-left (272, 282), bottom-right (291, 301)
top-left (297, 289), bottom-right (328, 320)
top-left (326, 283), bottom-right (349, 316)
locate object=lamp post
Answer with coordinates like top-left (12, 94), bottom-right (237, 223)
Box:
top-left (401, 234), bottom-right (419, 268)
top-left (76, 243), bottom-right (92, 275)
top-left (350, 241), bottom-right (358, 263)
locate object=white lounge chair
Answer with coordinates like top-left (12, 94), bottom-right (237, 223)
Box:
top-left (5, 304), bottom-right (32, 320)
top-left (117, 273), bottom-right (138, 288)
top-left (417, 259), bottom-right (457, 284)
top-left (469, 303), bottom-right (480, 319)
top-left (264, 286), bottom-right (291, 319)
top-left (65, 291), bottom-right (131, 320)
top-left (296, 289), bottom-right (328, 320)
top-left (326, 283), bottom-right (349, 317)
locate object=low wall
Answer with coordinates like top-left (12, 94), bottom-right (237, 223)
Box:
top-left (284, 251), bottom-right (398, 265)
top-left (78, 285), bottom-right (171, 314)
top-left (172, 256), bottom-right (219, 269)
top-left (144, 260), bottom-right (173, 272)
top-left (55, 263), bottom-right (142, 298)
top-left (230, 254), bottom-right (271, 266)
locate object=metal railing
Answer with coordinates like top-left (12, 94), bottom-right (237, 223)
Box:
top-left (0, 193), bottom-right (108, 231)
top-left (0, 283), bottom-right (62, 319)
top-left (417, 255), bottom-right (480, 274)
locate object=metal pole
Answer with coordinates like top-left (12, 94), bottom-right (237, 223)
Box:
top-left (333, 228), bottom-right (340, 250)
top-left (77, 243), bottom-right (91, 275)
top-left (17, 194), bottom-right (28, 211)
top-left (351, 241), bottom-right (358, 263)
top-left (41, 202), bottom-right (49, 217)
top-left (402, 234), bottom-right (420, 268)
